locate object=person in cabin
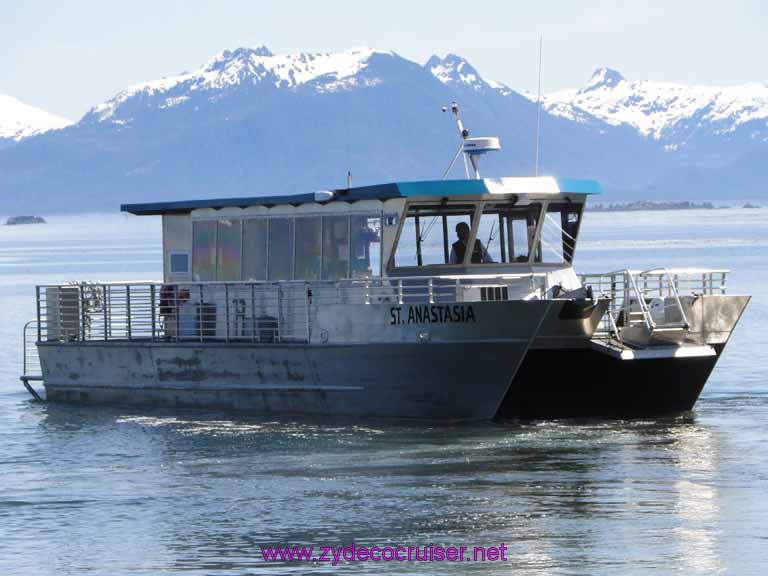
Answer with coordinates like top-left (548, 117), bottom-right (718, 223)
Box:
top-left (449, 222), bottom-right (494, 264)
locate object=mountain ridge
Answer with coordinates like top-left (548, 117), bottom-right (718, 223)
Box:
top-left (0, 46), bottom-right (765, 212)
top-left (0, 93), bottom-right (72, 145)
top-left (534, 67), bottom-right (768, 146)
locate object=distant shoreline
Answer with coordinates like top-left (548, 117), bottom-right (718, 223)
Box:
top-left (4, 215), bottom-right (47, 225)
top-left (590, 201), bottom-right (761, 212)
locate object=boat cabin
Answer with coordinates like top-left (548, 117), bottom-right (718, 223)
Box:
top-left (122, 176), bottom-right (601, 286)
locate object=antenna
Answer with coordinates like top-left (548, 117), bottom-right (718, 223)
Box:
top-left (535, 35), bottom-right (543, 177)
top-left (441, 101), bottom-right (500, 180)
top-left (442, 102), bottom-right (470, 178)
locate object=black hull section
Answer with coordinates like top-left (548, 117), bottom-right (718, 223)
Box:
top-left (497, 345), bottom-right (723, 419)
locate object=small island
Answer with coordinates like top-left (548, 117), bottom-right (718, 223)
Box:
top-left (591, 201), bottom-right (716, 212)
top-left (5, 216), bottom-right (47, 225)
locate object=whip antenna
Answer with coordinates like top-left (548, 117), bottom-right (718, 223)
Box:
top-left (535, 35), bottom-right (543, 176)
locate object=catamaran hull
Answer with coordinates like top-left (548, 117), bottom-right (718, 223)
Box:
top-left (38, 341), bottom-right (530, 420)
top-left (497, 345), bottom-right (723, 419)
top-left (39, 340), bottom-right (723, 421)
top-left (35, 295), bottom-right (745, 420)
top-left (495, 293), bottom-right (750, 419)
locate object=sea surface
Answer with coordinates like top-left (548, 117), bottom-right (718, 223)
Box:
top-left (0, 209), bottom-right (766, 575)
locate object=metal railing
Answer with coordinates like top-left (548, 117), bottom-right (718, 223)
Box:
top-left (35, 274), bottom-right (548, 345)
top-left (579, 268), bottom-right (729, 339)
top-left (20, 320), bottom-right (44, 400)
top-left (27, 268), bottom-right (732, 351)
top-left (22, 320), bottom-right (42, 377)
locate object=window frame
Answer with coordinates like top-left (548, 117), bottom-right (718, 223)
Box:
top-left (191, 219), bottom-right (218, 282)
top-left (190, 210), bottom-right (385, 283)
top-left (349, 213), bottom-right (383, 279)
top-left (242, 218), bottom-right (269, 281)
top-left (267, 216), bottom-right (295, 281)
top-left (388, 202), bottom-right (483, 271)
top-left (388, 201), bottom-right (562, 272)
top-left (215, 218), bottom-right (243, 281)
top-left (534, 201), bottom-right (584, 265)
top-left (168, 251), bottom-right (191, 276)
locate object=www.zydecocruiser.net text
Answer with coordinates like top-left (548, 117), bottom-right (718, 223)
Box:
top-left (260, 544), bottom-right (509, 565)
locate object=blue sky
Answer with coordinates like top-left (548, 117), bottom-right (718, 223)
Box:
top-left (1, 0), bottom-right (765, 120)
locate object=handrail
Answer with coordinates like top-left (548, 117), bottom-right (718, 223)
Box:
top-left (22, 320), bottom-right (41, 377)
top-left (33, 272), bottom-right (552, 289)
top-left (35, 274), bottom-right (543, 345)
top-left (35, 269), bottom-right (727, 346)
top-left (20, 320), bottom-right (44, 401)
top-left (654, 268), bottom-right (690, 329)
top-left (593, 267), bottom-right (730, 277)
top-left (605, 307), bottom-right (622, 342)
top-left (624, 269), bottom-right (655, 330)
top-left (580, 268), bottom-right (728, 340)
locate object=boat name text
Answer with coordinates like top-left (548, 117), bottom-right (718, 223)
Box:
top-left (389, 305), bottom-right (476, 325)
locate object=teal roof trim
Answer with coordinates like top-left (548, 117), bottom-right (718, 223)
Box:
top-left (122, 177), bottom-right (601, 215)
top-left (556, 178), bottom-right (603, 195)
top-left (395, 179), bottom-right (490, 197)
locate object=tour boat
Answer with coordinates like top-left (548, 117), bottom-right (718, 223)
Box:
top-left (20, 105), bottom-right (750, 419)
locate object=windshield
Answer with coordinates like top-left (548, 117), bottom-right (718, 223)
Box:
top-left (390, 202), bottom-right (543, 269)
top-left (535, 203), bottom-right (582, 264)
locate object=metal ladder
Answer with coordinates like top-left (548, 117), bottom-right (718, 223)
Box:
top-left (621, 269), bottom-right (690, 346)
top-left (19, 320), bottom-right (44, 401)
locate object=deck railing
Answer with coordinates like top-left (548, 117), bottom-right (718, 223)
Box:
top-left (35, 274), bottom-right (548, 344)
top-left (579, 268), bottom-right (729, 338)
top-left (33, 269), bottom-right (730, 346)
top-left (22, 320), bottom-right (42, 377)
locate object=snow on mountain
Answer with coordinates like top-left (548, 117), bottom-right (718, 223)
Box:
top-left (2, 45), bottom-right (766, 212)
top-left (536, 67), bottom-right (768, 144)
top-left (427, 53), bottom-right (512, 95)
top-left (0, 93), bottom-right (72, 141)
top-left (88, 45), bottom-right (395, 123)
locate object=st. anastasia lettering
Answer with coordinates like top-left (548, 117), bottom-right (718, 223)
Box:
top-left (389, 305), bottom-right (476, 326)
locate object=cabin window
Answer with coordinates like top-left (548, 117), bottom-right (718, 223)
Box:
top-left (393, 204), bottom-right (477, 267)
top-left (394, 216), bottom-right (419, 267)
top-left (295, 217), bottom-right (322, 280)
top-left (511, 217), bottom-right (535, 262)
top-left (322, 215), bottom-right (350, 280)
top-left (351, 215), bottom-right (381, 277)
top-left (191, 213), bottom-right (383, 283)
top-left (169, 252), bottom-right (190, 275)
top-left (216, 219), bottom-right (242, 281)
top-left (242, 219), bottom-right (268, 281)
top-left (268, 218), bottom-right (294, 280)
top-left (192, 220), bottom-right (217, 281)
top-left (537, 203), bottom-right (582, 264)
top-left (477, 204), bottom-right (541, 264)
top-left (473, 212), bottom-right (502, 264)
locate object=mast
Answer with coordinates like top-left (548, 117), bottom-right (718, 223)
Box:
top-left (441, 101), bottom-right (500, 180)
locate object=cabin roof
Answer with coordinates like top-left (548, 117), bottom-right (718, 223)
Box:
top-left (121, 177), bottom-right (602, 216)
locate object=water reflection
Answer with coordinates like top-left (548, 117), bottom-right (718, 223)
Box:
top-left (671, 425), bottom-right (722, 573)
top-left (8, 406), bottom-right (726, 574)
top-left (3, 209), bottom-right (766, 574)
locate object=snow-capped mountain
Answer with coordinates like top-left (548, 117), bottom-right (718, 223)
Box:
top-left (0, 93), bottom-right (72, 142)
top-left (84, 46), bottom-right (402, 125)
top-left (426, 53), bottom-right (512, 96)
top-left (0, 46), bottom-right (765, 213)
top-left (535, 68), bottom-right (768, 148)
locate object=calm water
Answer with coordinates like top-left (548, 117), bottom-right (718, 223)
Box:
top-left (1, 209), bottom-right (767, 575)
